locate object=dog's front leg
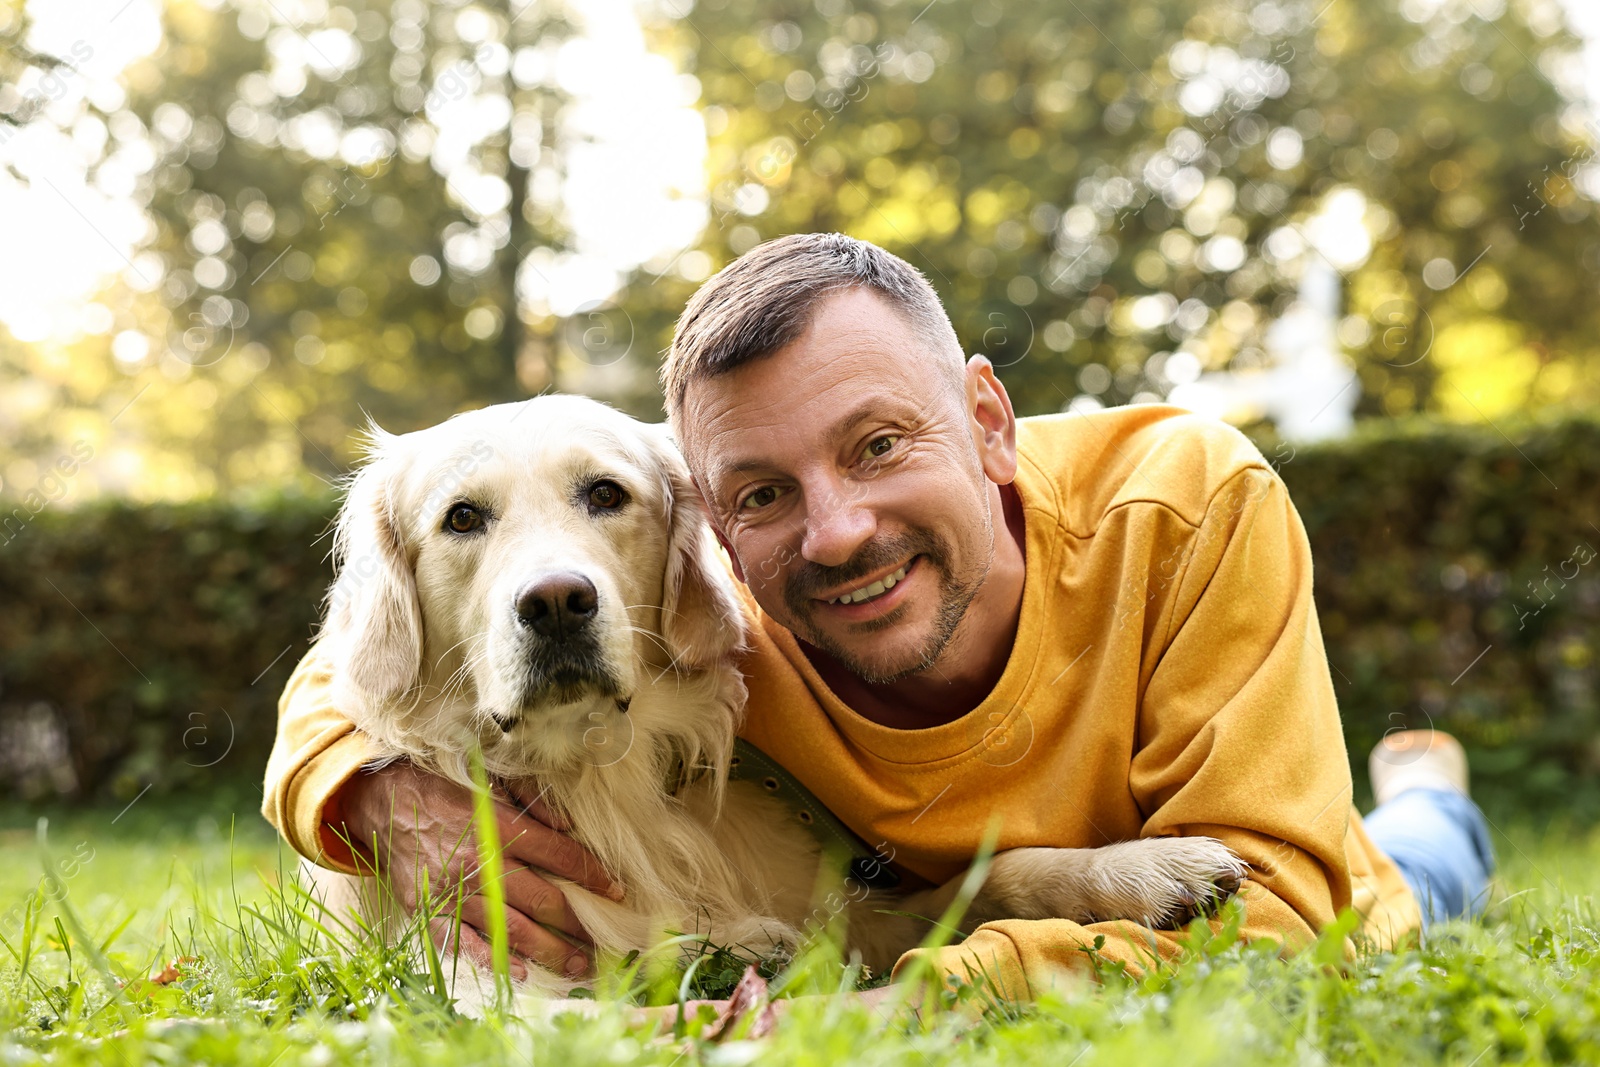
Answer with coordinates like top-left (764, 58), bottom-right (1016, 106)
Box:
top-left (844, 837), bottom-right (1249, 972)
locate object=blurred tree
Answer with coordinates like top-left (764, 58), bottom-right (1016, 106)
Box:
top-left (110, 0), bottom-right (579, 487)
top-left (2, 0), bottom-right (584, 494)
top-left (0, 6), bottom-right (92, 184)
top-left (5, 0), bottom-right (1600, 498)
top-left (0, 3), bottom-right (124, 492)
top-left (631, 0), bottom-right (1600, 425)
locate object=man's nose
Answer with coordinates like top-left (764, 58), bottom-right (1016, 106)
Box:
top-left (800, 483), bottom-right (877, 568)
top-left (515, 573), bottom-right (599, 639)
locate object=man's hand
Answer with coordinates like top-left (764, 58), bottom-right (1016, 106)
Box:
top-left (333, 761), bottom-right (622, 980)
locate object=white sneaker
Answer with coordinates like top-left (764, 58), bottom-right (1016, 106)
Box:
top-left (1369, 729), bottom-right (1469, 807)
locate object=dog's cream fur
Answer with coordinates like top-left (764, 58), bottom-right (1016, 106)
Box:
top-left (305, 396), bottom-right (1246, 1005)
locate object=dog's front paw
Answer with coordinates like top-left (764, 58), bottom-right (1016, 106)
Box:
top-left (1089, 836), bottom-right (1249, 928)
top-left (980, 838), bottom-right (1250, 929)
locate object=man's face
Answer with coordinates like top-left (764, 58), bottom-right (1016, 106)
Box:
top-left (680, 288), bottom-right (1003, 685)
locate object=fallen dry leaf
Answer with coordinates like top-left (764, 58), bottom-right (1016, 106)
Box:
top-left (150, 956), bottom-right (199, 985)
top-left (701, 965), bottom-right (777, 1042)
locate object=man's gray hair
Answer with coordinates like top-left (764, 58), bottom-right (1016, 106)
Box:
top-left (660, 233), bottom-right (963, 417)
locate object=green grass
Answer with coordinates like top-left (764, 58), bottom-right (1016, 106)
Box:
top-left (0, 799), bottom-right (1597, 1064)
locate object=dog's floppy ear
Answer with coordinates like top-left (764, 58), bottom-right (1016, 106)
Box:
top-left (325, 430), bottom-right (423, 703)
top-left (652, 432), bottom-right (746, 672)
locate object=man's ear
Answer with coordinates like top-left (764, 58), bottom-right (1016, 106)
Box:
top-left (651, 432), bottom-right (746, 671)
top-left (324, 433), bottom-right (423, 703)
top-left (966, 354), bottom-right (1019, 485)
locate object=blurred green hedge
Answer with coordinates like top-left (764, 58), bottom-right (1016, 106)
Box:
top-left (1, 415), bottom-right (1597, 817)
top-left (1283, 415), bottom-right (1600, 817)
top-left (0, 494), bottom-right (332, 807)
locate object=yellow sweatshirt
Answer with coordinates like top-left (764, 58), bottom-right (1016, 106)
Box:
top-left (262, 405), bottom-right (1418, 996)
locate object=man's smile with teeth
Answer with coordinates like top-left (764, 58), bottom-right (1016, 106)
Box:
top-left (828, 563), bottom-right (909, 605)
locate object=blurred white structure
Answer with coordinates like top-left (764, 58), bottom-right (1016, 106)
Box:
top-left (1168, 258), bottom-right (1360, 442)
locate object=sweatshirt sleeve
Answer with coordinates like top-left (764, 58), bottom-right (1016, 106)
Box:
top-left (895, 467), bottom-right (1356, 997)
top-left (260, 645), bottom-right (374, 874)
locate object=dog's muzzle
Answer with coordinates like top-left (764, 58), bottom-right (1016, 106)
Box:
top-left (502, 572), bottom-right (626, 726)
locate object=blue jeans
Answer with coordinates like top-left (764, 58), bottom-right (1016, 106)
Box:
top-left (1364, 788), bottom-right (1495, 927)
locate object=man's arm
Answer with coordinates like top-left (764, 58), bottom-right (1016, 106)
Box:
top-left (261, 645), bottom-right (371, 871)
top-left (895, 467), bottom-right (1359, 997)
top-left (262, 645), bottom-right (622, 977)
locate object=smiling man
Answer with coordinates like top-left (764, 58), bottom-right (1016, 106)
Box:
top-left (675, 282), bottom-right (1025, 729)
top-left (265, 233), bottom-right (1493, 996)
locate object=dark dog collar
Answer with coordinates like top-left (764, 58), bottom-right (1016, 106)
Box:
top-left (726, 738), bottom-right (901, 891)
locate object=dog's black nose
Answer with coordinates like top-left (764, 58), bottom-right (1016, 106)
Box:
top-left (516, 573), bottom-right (599, 638)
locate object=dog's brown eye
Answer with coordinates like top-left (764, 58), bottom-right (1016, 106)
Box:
top-left (446, 504), bottom-right (482, 533)
top-left (587, 481), bottom-right (625, 510)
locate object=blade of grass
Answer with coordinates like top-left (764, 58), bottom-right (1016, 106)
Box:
top-left (36, 832), bottom-right (137, 1029)
top-left (467, 747), bottom-right (513, 1010)
top-left (883, 818), bottom-right (1000, 1022)
top-left (418, 867), bottom-right (450, 1002)
top-left (95, 911), bottom-right (137, 956)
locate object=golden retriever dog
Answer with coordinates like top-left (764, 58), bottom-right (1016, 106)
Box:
top-left (304, 396), bottom-right (1246, 1005)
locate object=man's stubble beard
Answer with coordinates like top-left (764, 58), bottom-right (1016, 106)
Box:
top-left (781, 521), bottom-right (996, 687)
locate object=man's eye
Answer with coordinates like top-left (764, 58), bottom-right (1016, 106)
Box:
top-left (588, 480), bottom-right (626, 510)
top-left (863, 435), bottom-right (899, 460)
top-left (446, 504), bottom-right (483, 534)
top-left (740, 485), bottom-right (785, 510)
